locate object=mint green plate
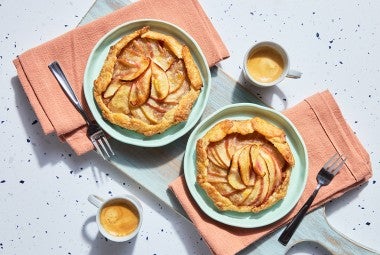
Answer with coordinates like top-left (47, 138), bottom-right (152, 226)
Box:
top-left (83, 19), bottom-right (211, 147)
top-left (183, 103), bottom-right (308, 228)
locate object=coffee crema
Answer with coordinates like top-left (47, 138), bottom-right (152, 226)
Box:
top-left (246, 46), bottom-right (285, 83)
top-left (100, 202), bottom-right (140, 237)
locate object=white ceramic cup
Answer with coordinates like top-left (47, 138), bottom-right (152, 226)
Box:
top-left (88, 194), bottom-right (143, 242)
top-left (243, 41), bottom-right (302, 88)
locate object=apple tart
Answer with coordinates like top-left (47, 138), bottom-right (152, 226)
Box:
top-left (94, 26), bottom-right (203, 136)
top-left (196, 117), bottom-right (295, 213)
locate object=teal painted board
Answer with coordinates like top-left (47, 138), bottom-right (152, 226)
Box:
top-left (241, 207), bottom-right (378, 255)
top-left (79, 1), bottom-right (379, 254)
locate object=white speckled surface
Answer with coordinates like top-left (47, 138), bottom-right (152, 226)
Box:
top-left (0, 0), bottom-right (379, 254)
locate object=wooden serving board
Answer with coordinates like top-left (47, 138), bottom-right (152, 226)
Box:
top-left (79, 1), bottom-right (378, 254)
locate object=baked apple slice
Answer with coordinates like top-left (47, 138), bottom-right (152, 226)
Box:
top-left (214, 140), bottom-right (231, 168)
top-left (250, 144), bottom-right (267, 177)
top-left (207, 145), bottom-right (226, 169)
top-left (145, 98), bottom-right (169, 113)
top-left (260, 150), bottom-right (277, 200)
top-left (107, 84), bottom-right (131, 114)
top-left (115, 55), bottom-right (150, 81)
top-left (129, 61), bottom-right (152, 107)
top-left (150, 62), bottom-right (170, 101)
top-left (238, 145), bottom-right (255, 186)
top-left (207, 164), bottom-right (228, 178)
top-left (141, 30), bottom-right (183, 59)
top-left (103, 80), bottom-right (123, 99)
top-left (140, 104), bottom-right (165, 124)
top-left (213, 183), bottom-right (238, 196)
top-left (163, 79), bottom-right (190, 104)
top-left (253, 154), bottom-right (270, 206)
top-left (229, 187), bottom-right (253, 206)
top-left (227, 146), bottom-right (247, 190)
top-left (167, 60), bottom-right (185, 93)
top-left (241, 177), bottom-right (262, 206)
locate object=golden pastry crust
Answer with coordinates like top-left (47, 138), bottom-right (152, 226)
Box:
top-left (94, 26), bottom-right (203, 136)
top-left (196, 117), bottom-right (295, 213)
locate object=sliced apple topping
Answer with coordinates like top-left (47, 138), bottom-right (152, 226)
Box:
top-left (196, 117), bottom-right (295, 213)
top-left (213, 183), bottom-right (238, 196)
top-left (115, 48), bottom-right (150, 81)
top-left (238, 146), bottom-right (255, 186)
top-left (94, 26), bottom-right (203, 136)
top-left (206, 173), bottom-right (228, 183)
top-left (145, 98), bottom-right (169, 113)
top-left (147, 39), bottom-right (176, 71)
top-left (207, 145), bottom-right (225, 169)
top-left (167, 60), bottom-right (185, 93)
top-left (129, 61), bottom-right (152, 107)
top-left (260, 151), bottom-right (274, 196)
top-left (254, 156), bottom-right (270, 206)
top-left (107, 84), bottom-right (131, 114)
top-left (151, 62), bottom-right (170, 101)
top-left (163, 79), bottom-right (190, 104)
top-left (140, 104), bottom-right (164, 124)
top-left (130, 106), bottom-right (150, 124)
top-left (240, 177), bottom-right (262, 206)
top-left (213, 140), bottom-right (231, 168)
top-left (103, 80), bottom-right (123, 98)
top-left (207, 164), bottom-right (228, 177)
top-left (227, 146), bottom-right (247, 190)
top-left (226, 134), bottom-right (238, 159)
top-left (130, 38), bottom-right (151, 58)
top-left (229, 187), bottom-right (253, 206)
top-left (250, 144), bottom-right (266, 177)
top-left (141, 30), bottom-right (183, 59)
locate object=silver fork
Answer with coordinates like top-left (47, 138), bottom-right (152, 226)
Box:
top-left (278, 153), bottom-right (346, 246)
top-left (48, 61), bottom-right (115, 160)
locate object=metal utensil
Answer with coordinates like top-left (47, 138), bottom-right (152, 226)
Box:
top-left (278, 153), bottom-right (346, 246)
top-left (48, 61), bottom-right (115, 160)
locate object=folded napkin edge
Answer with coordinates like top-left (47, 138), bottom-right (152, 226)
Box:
top-left (304, 90), bottom-right (372, 182)
top-left (13, 58), bottom-right (55, 134)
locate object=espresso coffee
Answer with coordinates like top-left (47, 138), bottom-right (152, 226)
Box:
top-left (100, 201), bottom-right (140, 237)
top-left (246, 46), bottom-right (285, 84)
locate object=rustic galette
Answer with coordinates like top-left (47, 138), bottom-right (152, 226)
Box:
top-left (94, 26), bottom-right (203, 136)
top-left (196, 117), bottom-right (295, 213)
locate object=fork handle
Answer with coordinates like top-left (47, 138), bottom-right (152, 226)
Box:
top-left (278, 184), bottom-right (321, 246)
top-left (48, 61), bottom-right (91, 125)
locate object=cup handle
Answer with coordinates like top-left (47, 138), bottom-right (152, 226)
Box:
top-left (286, 69), bottom-right (302, 79)
top-left (88, 194), bottom-right (104, 208)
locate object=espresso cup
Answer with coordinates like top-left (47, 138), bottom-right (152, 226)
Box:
top-left (243, 41), bottom-right (302, 87)
top-left (88, 194), bottom-right (143, 242)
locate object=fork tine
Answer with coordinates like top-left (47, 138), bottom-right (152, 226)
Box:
top-left (100, 136), bottom-right (115, 156)
top-left (323, 152), bottom-right (339, 168)
top-left (330, 156), bottom-right (346, 175)
top-left (92, 138), bottom-right (106, 160)
top-left (325, 153), bottom-right (346, 175)
top-left (97, 138), bottom-right (110, 158)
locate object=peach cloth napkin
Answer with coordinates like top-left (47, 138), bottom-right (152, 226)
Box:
top-left (169, 90), bottom-right (372, 255)
top-left (13, 0), bottom-right (229, 155)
